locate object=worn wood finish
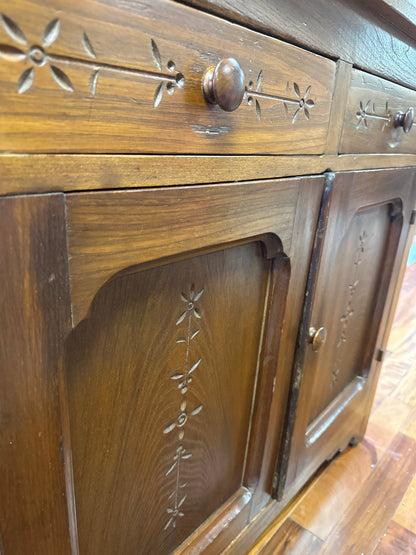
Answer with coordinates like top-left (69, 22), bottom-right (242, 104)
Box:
top-left (279, 168), bottom-right (416, 498)
top-left (320, 433), bottom-right (416, 553)
top-left (179, 0), bottom-right (416, 90)
top-left (3, 154), bottom-right (416, 196)
top-left (65, 239), bottom-right (293, 553)
top-left (239, 254), bottom-right (416, 553)
top-left (324, 61), bottom-right (353, 155)
top-left (256, 517), bottom-right (322, 554)
top-left (0, 0), bottom-right (334, 154)
top-left (66, 177), bottom-right (321, 326)
top-left (374, 520), bottom-right (416, 554)
top-left (0, 194), bottom-right (71, 554)
top-left (340, 69), bottom-right (416, 154)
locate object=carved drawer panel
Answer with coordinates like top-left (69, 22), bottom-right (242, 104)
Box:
top-left (340, 68), bottom-right (416, 154)
top-left (0, 0), bottom-right (335, 154)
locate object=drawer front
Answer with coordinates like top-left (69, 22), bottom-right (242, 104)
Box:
top-left (0, 0), bottom-right (335, 154)
top-left (340, 69), bottom-right (416, 154)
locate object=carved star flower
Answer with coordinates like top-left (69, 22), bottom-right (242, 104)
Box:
top-left (291, 83), bottom-right (314, 123)
top-left (0, 14), bottom-right (73, 93)
top-left (176, 285), bottom-right (204, 325)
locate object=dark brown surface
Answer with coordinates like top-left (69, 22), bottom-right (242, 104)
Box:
top-left (65, 241), bottom-right (281, 554)
top-left (0, 0), bottom-right (334, 154)
top-left (66, 178), bottom-right (310, 326)
top-left (178, 0), bottom-right (416, 90)
top-left (340, 68), bottom-right (416, 154)
top-left (247, 233), bottom-right (416, 555)
top-left (374, 519), bottom-right (416, 554)
top-left (279, 168), bottom-right (416, 499)
top-left (3, 154), bottom-right (416, 197)
top-left (0, 194), bottom-right (71, 554)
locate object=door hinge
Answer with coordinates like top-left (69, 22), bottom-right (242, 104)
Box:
top-left (410, 210), bottom-right (416, 225)
top-left (376, 348), bottom-right (385, 362)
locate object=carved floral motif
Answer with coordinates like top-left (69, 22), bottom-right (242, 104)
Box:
top-left (356, 100), bottom-right (391, 131)
top-left (245, 70), bottom-right (315, 123)
top-left (0, 14), bottom-right (184, 105)
top-left (163, 285), bottom-right (204, 530)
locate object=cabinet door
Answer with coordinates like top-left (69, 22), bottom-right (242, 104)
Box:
top-left (276, 168), bottom-right (416, 501)
top-left (61, 177), bottom-right (323, 554)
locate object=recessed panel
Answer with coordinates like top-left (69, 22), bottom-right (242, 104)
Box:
top-left (308, 203), bottom-right (391, 426)
top-left (65, 241), bottom-right (269, 554)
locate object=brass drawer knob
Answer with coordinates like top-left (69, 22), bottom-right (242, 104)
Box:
top-left (394, 107), bottom-right (414, 133)
top-left (308, 326), bottom-right (327, 351)
top-left (202, 58), bottom-right (245, 112)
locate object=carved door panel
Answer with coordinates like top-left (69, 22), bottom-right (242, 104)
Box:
top-left (276, 168), bottom-right (416, 501)
top-left (62, 177), bottom-right (324, 554)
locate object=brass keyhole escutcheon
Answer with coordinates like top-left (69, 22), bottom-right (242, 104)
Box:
top-left (308, 326), bottom-right (327, 351)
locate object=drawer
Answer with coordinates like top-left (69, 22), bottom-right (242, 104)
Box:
top-left (340, 68), bottom-right (416, 154)
top-left (0, 0), bottom-right (335, 154)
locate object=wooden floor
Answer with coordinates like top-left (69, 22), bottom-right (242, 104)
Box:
top-left (252, 243), bottom-right (416, 554)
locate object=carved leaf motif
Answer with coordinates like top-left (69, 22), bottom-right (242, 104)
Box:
top-left (170, 373), bottom-right (184, 380)
top-left (89, 69), bottom-right (99, 95)
top-left (151, 38), bottom-right (162, 71)
top-left (255, 99), bottom-right (261, 121)
top-left (175, 309), bottom-right (187, 325)
top-left (180, 293), bottom-right (188, 302)
top-left (154, 82), bottom-right (163, 108)
top-left (304, 107), bottom-right (310, 120)
top-left (0, 44), bottom-right (26, 61)
top-left (178, 495), bottom-right (187, 508)
top-left (283, 102), bottom-right (289, 117)
top-left (293, 82), bottom-right (300, 97)
top-left (304, 85), bottom-right (311, 99)
top-left (292, 108), bottom-right (300, 124)
top-left (17, 67), bottom-right (34, 94)
top-left (256, 69), bottom-right (263, 92)
top-left (82, 32), bottom-right (96, 59)
top-left (163, 422), bottom-right (176, 434)
top-left (176, 337), bottom-right (186, 344)
top-left (193, 288), bottom-right (204, 302)
top-left (191, 404), bottom-right (203, 416)
top-left (42, 18), bottom-right (60, 47)
top-left (190, 330), bottom-right (199, 340)
top-left (0, 14), bottom-right (27, 45)
top-left (189, 359), bottom-right (201, 374)
top-left (189, 284), bottom-right (195, 300)
top-left (50, 65), bottom-right (74, 92)
top-left (193, 308), bottom-right (201, 319)
top-left (306, 99), bottom-right (314, 107)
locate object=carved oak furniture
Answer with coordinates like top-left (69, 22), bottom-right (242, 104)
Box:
top-left (1, 1), bottom-right (416, 553)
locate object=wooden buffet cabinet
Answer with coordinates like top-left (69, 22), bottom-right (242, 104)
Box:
top-left (1, 1), bottom-right (416, 553)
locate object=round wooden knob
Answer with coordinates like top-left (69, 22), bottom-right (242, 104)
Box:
top-left (394, 107), bottom-right (414, 133)
top-left (202, 58), bottom-right (245, 112)
top-left (308, 327), bottom-right (327, 352)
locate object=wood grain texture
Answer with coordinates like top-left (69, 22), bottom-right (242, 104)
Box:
top-left (65, 241), bottom-right (276, 554)
top-left (0, 194), bottom-right (71, 554)
top-left (374, 519), bottom-right (416, 554)
top-left (280, 168), bottom-right (416, 498)
top-left (324, 61), bottom-right (353, 155)
top-left (66, 177), bottom-right (315, 326)
top-left (256, 518), bottom-right (322, 554)
top-left (248, 178), bottom-right (325, 516)
top-left (179, 0), bottom-right (416, 90)
top-left (2, 154), bottom-right (416, 196)
top-left (0, 0), bottom-right (335, 154)
top-left (340, 69), bottom-right (416, 154)
top-left (320, 433), bottom-right (416, 554)
top-left (393, 473), bottom-right (416, 534)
